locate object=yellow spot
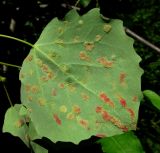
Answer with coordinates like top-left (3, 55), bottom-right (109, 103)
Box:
top-left (103, 24), bottom-right (112, 33)
top-left (60, 64), bottom-right (70, 73)
top-left (38, 98), bottom-right (46, 106)
top-left (78, 20), bottom-right (83, 25)
top-left (27, 96), bottom-right (33, 101)
top-left (73, 36), bottom-right (80, 43)
top-left (58, 27), bottom-right (64, 34)
top-left (66, 112), bottom-right (75, 120)
top-left (55, 39), bottom-right (64, 44)
top-left (68, 84), bottom-right (76, 92)
top-left (95, 35), bottom-right (102, 41)
top-left (59, 105), bottom-right (67, 113)
top-left (84, 42), bottom-right (94, 51)
top-left (36, 59), bottom-right (43, 67)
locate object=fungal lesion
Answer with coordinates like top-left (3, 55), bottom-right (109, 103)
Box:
top-left (103, 24), bottom-right (112, 33)
top-left (25, 54), bottom-right (33, 62)
top-left (95, 34), bottom-right (102, 42)
top-left (79, 51), bottom-right (90, 61)
top-left (97, 57), bottom-right (113, 68)
top-left (84, 42), bottom-right (95, 51)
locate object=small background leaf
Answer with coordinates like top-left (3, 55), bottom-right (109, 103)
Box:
top-left (3, 104), bottom-right (30, 147)
top-left (31, 141), bottom-right (48, 153)
top-left (97, 131), bottom-right (145, 153)
top-left (79, 0), bottom-right (92, 7)
top-left (143, 90), bottom-right (160, 110)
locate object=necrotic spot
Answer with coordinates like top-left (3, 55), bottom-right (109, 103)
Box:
top-left (53, 114), bottom-right (62, 125)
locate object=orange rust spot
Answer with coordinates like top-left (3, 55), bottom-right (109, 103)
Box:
top-left (96, 134), bottom-right (106, 138)
top-left (132, 96), bottom-right (138, 102)
top-left (59, 83), bottom-right (65, 89)
top-left (97, 57), bottom-right (113, 68)
top-left (73, 105), bottom-right (81, 114)
top-left (127, 108), bottom-right (135, 120)
top-left (84, 42), bottom-right (94, 51)
top-left (96, 106), bottom-right (103, 113)
top-left (79, 51), bottom-right (90, 61)
top-left (53, 114), bottom-right (61, 125)
top-left (15, 119), bottom-right (24, 128)
top-left (109, 117), bottom-right (128, 132)
top-left (119, 73), bottom-right (127, 84)
top-left (120, 126), bottom-right (129, 132)
top-left (99, 92), bottom-right (115, 107)
top-left (47, 72), bottom-right (54, 79)
top-left (119, 97), bottom-right (127, 108)
top-left (79, 119), bottom-right (88, 128)
top-left (81, 93), bottom-right (89, 101)
top-left (51, 88), bottom-right (57, 96)
top-left (101, 110), bottom-right (112, 121)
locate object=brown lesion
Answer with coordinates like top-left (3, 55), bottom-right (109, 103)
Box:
top-left (97, 57), bottom-right (113, 68)
top-left (84, 42), bottom-right (95, 51)
top-left (79, 51), bottom-right (90, 61)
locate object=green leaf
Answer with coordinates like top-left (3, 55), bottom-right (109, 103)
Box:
top-left (0, 75), bottom-right (6, 82)
top-left (80, 0), bottom-right (92, 7)
top-left (3, 104), bottom-right (30, 147)
top-left (143, 90), bottom-right (160, 110)
top-left (97, 132), bottom-right (145, 153)
top-left (31, 142), bottom-right (48, 153)
top-left (19, 8), bottom-right (143, 144)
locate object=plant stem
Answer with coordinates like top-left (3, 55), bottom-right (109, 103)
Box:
top-left (0, 34), bottom-right (34, 48)
top-left (75, 0), bottom-right (80, 7)
top-left (0, 61), bottom-right (21, 69)
top-left (2, 83), bottom-right (13, 107)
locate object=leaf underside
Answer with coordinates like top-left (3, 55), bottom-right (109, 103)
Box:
top-left (5, 8), bottom-right (143, 144)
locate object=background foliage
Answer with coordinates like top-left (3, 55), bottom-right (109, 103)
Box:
top-left (0, 0), bottom-right (160, 153)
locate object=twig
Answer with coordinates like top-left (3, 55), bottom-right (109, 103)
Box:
top-left (125, 27), bottom-right (160, 54)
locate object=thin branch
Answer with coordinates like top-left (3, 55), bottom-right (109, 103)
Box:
top-left (2, 83), bottom-right (13, 107)
top-left (0, 34), bottom-right (34, 48)
top-left (0, 61), bottom-right (21, 69)
top-left (125, 27), bottom-right (160, 54)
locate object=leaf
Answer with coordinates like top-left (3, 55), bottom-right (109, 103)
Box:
top-left (19, 8), bottom-right (143, 144)
top-left (80, 0), bottom-right (92, 7)
top-left (143, 90), bottom-right (160, 110)
top-left (3, 104), bottom-right (30, 147)
top-left (31, 142), bottom-right (48, 153)
top-left (0, 75), bottom-right (6, 82)
top-left (97, 131), bottom-right (145, 153)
